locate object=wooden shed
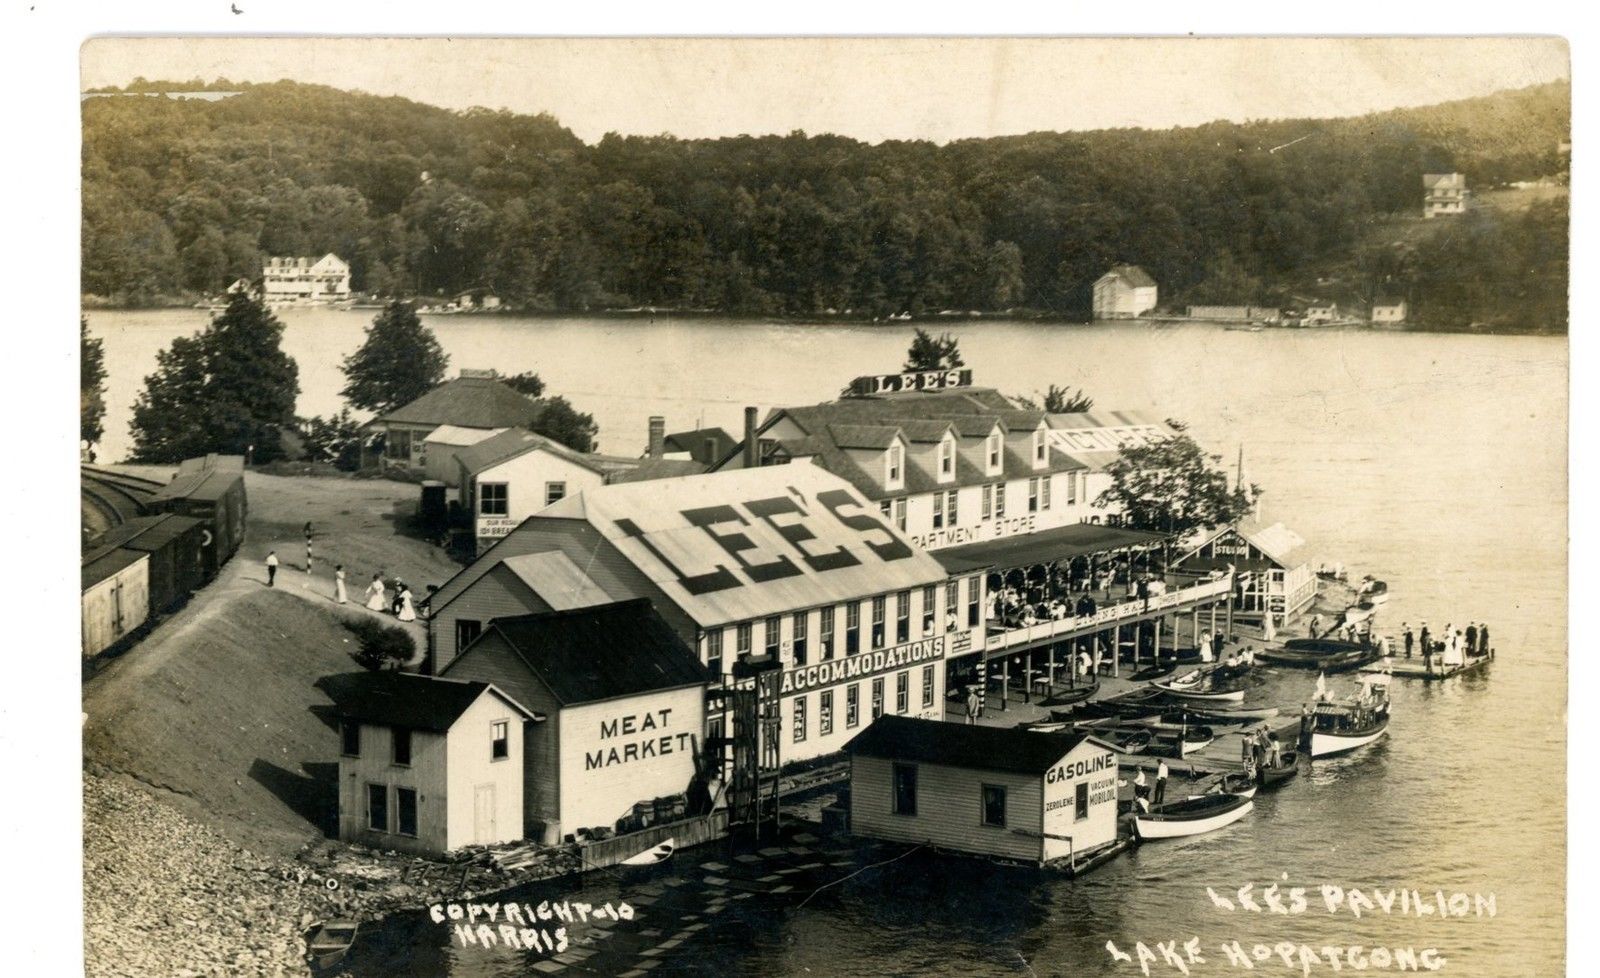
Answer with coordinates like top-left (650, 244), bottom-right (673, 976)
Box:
top-left (82, 546), bottom-right (150, 657)
top-left (845, 715), bottom-right (1120, 868)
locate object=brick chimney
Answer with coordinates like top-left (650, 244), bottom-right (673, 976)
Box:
top-left (647, 416), bottom-right (666, 459)
top-left (743, 406), bottom-right (760, 468)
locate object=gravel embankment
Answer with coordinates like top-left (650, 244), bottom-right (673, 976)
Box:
top-left (85, 772), bottom-right (318, 977)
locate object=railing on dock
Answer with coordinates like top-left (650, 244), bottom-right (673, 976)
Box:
top-left (984, 576), bottom-right (1234, 652)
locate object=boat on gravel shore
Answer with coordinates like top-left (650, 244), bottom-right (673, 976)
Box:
top-left (1133, 793), bottom-right (1254, 840)
top-left (308, 919), bottom-right (359, 972)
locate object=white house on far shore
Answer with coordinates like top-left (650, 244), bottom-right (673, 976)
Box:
top-left (1092, 265), bottom-right (1158, 319)
top-left (262, 253), bottom-right (351, 302)
top-left (1372, 297), bottom-right (1408, 324)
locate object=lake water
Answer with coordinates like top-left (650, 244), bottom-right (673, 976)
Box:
top-left (85, 310), bottom-right (1568, 975)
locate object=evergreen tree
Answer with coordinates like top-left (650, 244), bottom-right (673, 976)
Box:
top-left (1043, 385), bottom-right (1094, 413)
top-left (530, 396), bottom-right (598, 453)
top-left (339, 301), bottom-right (449, 413)
top-left (903, 328), bottom-right (965, 371)
top-left (502, 372), bottom-right (546, 398)
top-left (129, 292), bottom-right (300, 463)
top-left (81, 317), bottom-right (107, 451)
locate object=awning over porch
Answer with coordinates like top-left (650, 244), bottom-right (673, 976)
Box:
top-left (932, 523), bottom-right (1170, 575)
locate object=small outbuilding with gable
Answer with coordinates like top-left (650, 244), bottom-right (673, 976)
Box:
top-left (845, 715), bottom-right (1120, 868)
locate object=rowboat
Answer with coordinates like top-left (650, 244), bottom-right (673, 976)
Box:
top-left (308, 919), bottom-right (359, 972)
top-left (1183, 705), bottom-right (1281, 723)
top-left (1152, 673), bottom-right (1246, 704)
top-left (1359, 577), bottom-right (1390, 605)
top-left (1258, 639), bottom-right (1381, 673)
top-left (1256, 749), bottom-right (1300, 787)
top-left (619, 838), bottom-right (675, 866)
top-left (1134, 793), bottom-right (1254, 840)
top-left (1307, 682), bottom-right (1391, 758)
top-left (1046, 679), bottom-right (1100, 706)
top-left (1192, 772), bottom-right (1257, 800)
top-left (1130, 661), bottom-right (1178, 682)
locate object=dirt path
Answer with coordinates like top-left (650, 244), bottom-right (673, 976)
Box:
top-left (83, 471), bottom-right (465, 856)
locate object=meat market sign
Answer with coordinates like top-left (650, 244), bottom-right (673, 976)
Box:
top-left (779, 636), bottom-right (946, 694)
top-left (848, 369), bottom-right (973, 397)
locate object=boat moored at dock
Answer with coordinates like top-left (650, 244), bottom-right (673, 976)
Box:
top-left (1133, 792), bottom-right (1254, 840)
top-left (1305, 679), bottom-right (1391, 758)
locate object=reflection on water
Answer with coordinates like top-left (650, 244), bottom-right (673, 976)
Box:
top-left (88, 312), bottom-right (1566, 975)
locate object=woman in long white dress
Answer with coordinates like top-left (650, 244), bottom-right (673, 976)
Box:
top-left (364, 574), bottom-right (386, 611)
top-left (334, 565), bottom-right (348, 604)
top-left (397, 586), bottom-right (417, 622)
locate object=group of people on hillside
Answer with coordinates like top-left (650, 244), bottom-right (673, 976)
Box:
top-left (1399, 620), bottom-right (1490, 670)
top-left (263, 521), bottom-right (416, 622)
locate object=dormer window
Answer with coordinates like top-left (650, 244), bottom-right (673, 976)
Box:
top-left (937, 435), bottom-right (955, 482)
top-left (886, 442), bottom-right (904, 489)
top-left (985, 431), bottom-right (1002, 475)
top-left (1032, 427), bottom-right (1048, 468)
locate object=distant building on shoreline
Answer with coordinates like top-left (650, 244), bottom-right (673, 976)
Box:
top-left (262, 253), bottom-right (351, 303)
top-left (1422, 173), bottom-right (1467, 218)
top-left (1371, 296), bottom-right (1408, 324)
top-left (1092, 265), bottom-right (1158, 319)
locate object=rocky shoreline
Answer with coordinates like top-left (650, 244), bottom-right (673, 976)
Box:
top-left (84, 771), bottom-right (589, 976)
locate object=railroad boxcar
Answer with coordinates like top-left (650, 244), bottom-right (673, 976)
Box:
top-left (90, 514), bottom-right (209, 614)
top-left (148, 456), bottom-right (248, 573)
top-left (82, 546), bottom-right (150, 658)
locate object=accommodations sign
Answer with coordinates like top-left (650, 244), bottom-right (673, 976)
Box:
top-left (779, 636), bottom-right (946, 694)
top-left (849, 369), bottom-right (973, 397)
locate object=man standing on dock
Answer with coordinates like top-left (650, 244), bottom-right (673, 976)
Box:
top-left (1403, 623), bottom-right (1414, 658)
top-left (1466, 623), bottom-right (1479, 656)
top-left (1478, 622), bottom-right (1490, 655)
top-left (1154, 759), bottom-right (1169, 806)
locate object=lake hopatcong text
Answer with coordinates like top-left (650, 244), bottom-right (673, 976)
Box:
top-left (1104, 882), bottom-right (1498, 974)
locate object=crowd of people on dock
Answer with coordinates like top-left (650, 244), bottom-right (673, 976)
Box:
top-left (1398, 620), bottom-right (1490, 670)
top-left (988, 558), bottom-right (1169, 630)
top-left (261, 522), bottom-right (418, 622)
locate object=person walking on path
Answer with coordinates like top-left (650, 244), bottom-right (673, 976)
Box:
top-left (265, 550), bottom-right (278, 587)
top-left (397, 584), bottom-right (417, 622)
top-left (1154, 759), bottom-right (1169, 807)
top-left (1465, 623), bottom-right (1478, 656)
top-left (334, 564), bottom-right (348, 604)
top-left (1403, 623), bottom-right (1414, 658)
top-left (365, 574), bottom-right (387, 611)
top-left (965, 686), bottom-right (981, 725)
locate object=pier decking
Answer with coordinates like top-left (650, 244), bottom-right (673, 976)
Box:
top-left (1360, 652), bottom-right (1494, 681)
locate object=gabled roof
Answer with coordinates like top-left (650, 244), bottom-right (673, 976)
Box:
top-left (663, 427), bottom-right (736, 465)
top-left (425, 424), bottom-right (507, 448)
top-left (751, 399), bottom-right (1083, 501)
top-left (1098, 264), bottom-right (1157, 289)
top-left (465, 599), bottom-right (709, 706)
top-left (149, 468), bottom-right (242, 503)
top-left (1178, 518), bottom-right (1305, 568)
top-left (1044, 410), bottom-right (1178, 472)
top-left (333, 671), bottom-right (536, 732)
top-left (1422, 173), bottom-right (1465, 189)
top-left (499, 551), bottom-right (617, 610)
top-left (605, 458), bottom-right (707, 484)
top-left (372, 376), bottom-right (542, 431)
top-left (454, 428), bottom-right (638, 480)
top-left (522, 464), bottom-right (949, 629)
top-left (845, 715), bottom-right (1110, 776)
top-left (1373, 296), bottom-right (1407, 307)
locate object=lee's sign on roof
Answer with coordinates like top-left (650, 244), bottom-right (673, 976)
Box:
top-left (848, 369), bottom-right (973, 397)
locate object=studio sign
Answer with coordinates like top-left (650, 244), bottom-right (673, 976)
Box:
top-left (613, 488), bottom-right (913, 597)
top-left (779, 636), bottom-right (945, 694)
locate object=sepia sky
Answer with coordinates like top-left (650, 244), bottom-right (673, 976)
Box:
top-left (80, 36), bottom-right (1568, 144)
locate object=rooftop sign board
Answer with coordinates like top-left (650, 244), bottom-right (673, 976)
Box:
top-left (848, 368), bottom-right (973, 397)
top-left (538, 465), bottom-right (949, 629)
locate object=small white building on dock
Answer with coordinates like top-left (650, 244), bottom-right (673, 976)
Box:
top-left (845, 715), bottom-right (1120, 867)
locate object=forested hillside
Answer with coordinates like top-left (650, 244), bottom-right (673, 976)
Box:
top-left (82, 79), bottom-right (1569, 328)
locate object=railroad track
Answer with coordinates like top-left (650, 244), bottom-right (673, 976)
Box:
top-left (81, 466), bottom-right (163, 541)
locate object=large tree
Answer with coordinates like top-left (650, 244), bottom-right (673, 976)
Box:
top-left (129, 292), bottom-right (300, 463)
top-left (903, 328), bottom-right (965, 371)
top-left (1096, 433), bottom-right (1258, 540)
top-left (529, 396), bottom-right (599, 454)
top-left (339, 302), bottom-right (449, 413)
top-left (81, 317), bottom-right (107, 452)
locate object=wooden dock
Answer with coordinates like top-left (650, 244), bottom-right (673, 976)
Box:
top-left (1359, 652), bottom-right (1494, 681)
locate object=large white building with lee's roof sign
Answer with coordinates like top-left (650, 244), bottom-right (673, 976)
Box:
top-left (426, 464), bottom-right (972, 766)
